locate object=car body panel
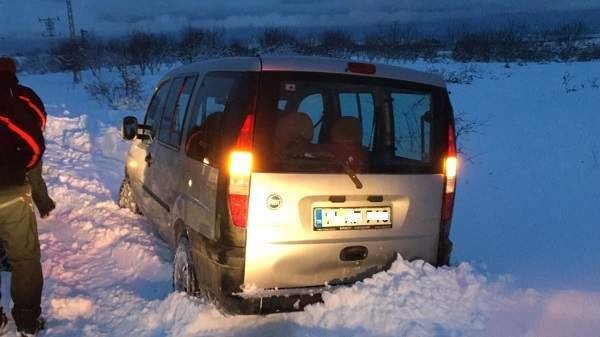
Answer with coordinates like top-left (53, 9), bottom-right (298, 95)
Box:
top-left (244, 173), bottom-right (443, 289)
top-left (176, 159), bottom-right (220, 240)
top-left (126, 141), bottom-right (166, 225)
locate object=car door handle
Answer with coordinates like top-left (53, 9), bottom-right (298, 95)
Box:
top-left (145, 154), bottom-right (153, 166)
top-left (340, 246), bottom-right (368, 261)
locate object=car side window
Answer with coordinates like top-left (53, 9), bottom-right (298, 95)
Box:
top-left (143, 81), bottom-right (171, 143)
top-left (390, 92), bottom-right (432, 161)
top-left (185, 73), bottom-right (241, 164)
top-left (158, 76), bottom-right (197, 148)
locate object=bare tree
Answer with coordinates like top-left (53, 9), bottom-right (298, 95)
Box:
top-left (125, 31), bottom-right (166, 74)
top-left (363, 22), bottom-right (437, 60)
top-left (258, 27), bottom-right (297, 51)
top-left (317, 29), bottom-right (355, 56)
top-left (176, 27), bottom-right (225, 63)
top-left (454, 111), bottom-right (483, 158)
top-left (85, 65), bottom-right (142, 108)
top-left (550, 21), bottom-right (589, 60)
top-left (51, 38), bottom-right (86, 83)
top-left (83, 34), bottom-right (109, 76)
top-left (225, 38), bottom-right (251, 56)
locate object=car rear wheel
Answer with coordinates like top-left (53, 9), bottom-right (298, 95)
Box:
top-left (173, 237), bottom-right (197, 295)
top-left (118, 177), bottom-right (140, 214)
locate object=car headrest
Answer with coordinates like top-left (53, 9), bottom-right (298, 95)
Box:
top-left (275, 112), bottom-right (314, 149)
top-left (185, 111), bottom-right (223, 157)
top-left (204, 111), bottom-right (222, 126)
top-left (330, 116), bottom-right (362, 146)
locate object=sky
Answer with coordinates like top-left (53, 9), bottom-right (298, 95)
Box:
top-left (1, 0), bottom-right (600, 39)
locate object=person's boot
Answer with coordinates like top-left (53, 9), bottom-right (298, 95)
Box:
top-left (0, 247), bottom-right (11, 272)
top-left (0, 306), bottom-right (8, 335)
top-left (16, 316), bottom-right (45, 337)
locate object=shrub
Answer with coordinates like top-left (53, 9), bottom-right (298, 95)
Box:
top-left (85, 66), bottom-right (143, 109)
top-left (258, 27), bottom-right (298, 52)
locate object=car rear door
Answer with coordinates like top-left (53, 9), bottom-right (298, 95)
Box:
top-left (245, 72), bottom-right (449, 289)
top-left (179, 72), bottom-right (243, 241)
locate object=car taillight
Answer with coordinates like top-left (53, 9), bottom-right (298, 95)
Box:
top-left (228, 114), bottom-right (255, 228)
top-left (229, 151), bottom-right (253, 176)
top-left (441, 124), bottom-right (457, 225)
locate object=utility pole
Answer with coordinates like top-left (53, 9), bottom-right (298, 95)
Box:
top-left (65, 0), bottom-right (81, 83)
top-left (38, 17), bottom-right (61, 38)
top-left (66, 0), bottom-right (76, 39)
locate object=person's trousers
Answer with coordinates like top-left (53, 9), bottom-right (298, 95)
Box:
top-left (0, 185), bottom-right (43, 333)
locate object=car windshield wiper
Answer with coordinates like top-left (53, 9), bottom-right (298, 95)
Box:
top-left (300, 150), bottom-right (363, 189)
top-left (342, 156), bottom-right (363, 189)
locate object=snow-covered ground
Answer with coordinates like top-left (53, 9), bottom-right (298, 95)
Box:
top-left (2, 61), bottom-right (599, 336)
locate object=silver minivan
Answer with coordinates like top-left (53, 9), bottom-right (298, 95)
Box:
top-left (119, 56), bottom-right (458, 313)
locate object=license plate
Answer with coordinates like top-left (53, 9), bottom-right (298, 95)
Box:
top-left (313, 207), bottom-right (392, 231)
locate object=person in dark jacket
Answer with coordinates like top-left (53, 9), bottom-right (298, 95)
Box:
top-left (0, 56), bottom-right (47, 337)
top-left (0, 58), bottom-right (54, 216)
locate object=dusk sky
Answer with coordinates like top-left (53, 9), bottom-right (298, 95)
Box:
top-left (1, 0), bottom-right (600, 39)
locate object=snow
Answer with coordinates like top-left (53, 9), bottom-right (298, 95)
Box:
top-left (444, 62), bottom-right (600, 290)
top-left (50, 297), bottom-right (95, 321)
top-left (1, 62), bottom-right (598, 336)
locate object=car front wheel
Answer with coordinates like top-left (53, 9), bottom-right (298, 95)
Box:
top-left (118, 177), bottom-right (140, 214)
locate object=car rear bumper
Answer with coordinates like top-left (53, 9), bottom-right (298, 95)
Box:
top-left (219, 288), bottom-right (325, 314)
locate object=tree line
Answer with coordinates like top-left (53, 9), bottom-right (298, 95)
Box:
top-left (20, 20), bottom-right (600, 78)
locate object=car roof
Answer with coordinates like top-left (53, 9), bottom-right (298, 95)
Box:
top-left (163, 56), bottom-right (446, 88)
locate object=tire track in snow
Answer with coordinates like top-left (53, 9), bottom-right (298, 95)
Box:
top-left (35, 116), bottom-right (177, 336)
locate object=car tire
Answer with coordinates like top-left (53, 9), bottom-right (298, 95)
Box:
top-left (173, 236), bottom-right (197, 295)
top-left (118, 177), bottom-right (140, 214)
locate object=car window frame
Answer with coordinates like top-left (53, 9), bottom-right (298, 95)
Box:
top-left (254, 71), bottom-right (446, 174)
top-left (141, 79), bottom-right (172, 145)
top-left (336, 90), bottom-right (377, 150)
top-left (387, 89), bottom-right (434, 162)
top-left (156, 75), bottom-right (198, 151)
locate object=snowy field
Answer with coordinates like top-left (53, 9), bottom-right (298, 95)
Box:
top-left (2, 60), bottom-right (600, 337)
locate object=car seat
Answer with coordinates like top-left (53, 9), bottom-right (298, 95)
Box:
top-left (274, 111), bottom-right (314, 158)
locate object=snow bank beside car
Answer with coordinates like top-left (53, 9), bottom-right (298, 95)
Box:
top-left (50, 297), bottom-right (95, 321)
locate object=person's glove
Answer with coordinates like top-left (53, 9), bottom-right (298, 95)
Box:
top-left (37, 197), bottom-right (56, 218)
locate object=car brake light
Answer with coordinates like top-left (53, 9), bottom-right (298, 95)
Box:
top-left (347, 62), bottom-right (376, 75)
top-left (228, 114), bottom-right (255, 228)
top-left (441, 124), bottom-right (457, 224)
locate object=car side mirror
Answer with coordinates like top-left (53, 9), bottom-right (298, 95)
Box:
top-left (122, 116), bottom-right (138, 140)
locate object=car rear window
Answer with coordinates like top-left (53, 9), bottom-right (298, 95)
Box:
top-left (253, 72), bottom-right (447, 174)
